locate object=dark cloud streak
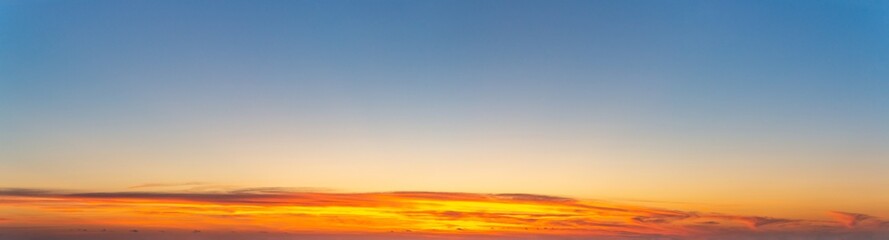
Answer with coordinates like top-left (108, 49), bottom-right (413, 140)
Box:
top-left (1, 187), bottom-right (888, 239)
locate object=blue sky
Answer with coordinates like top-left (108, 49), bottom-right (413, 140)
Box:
top-left (2, 0), bottom-right (889, 218)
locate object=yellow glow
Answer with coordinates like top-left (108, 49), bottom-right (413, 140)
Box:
top-left (1, 190), bottom-right (876, 238)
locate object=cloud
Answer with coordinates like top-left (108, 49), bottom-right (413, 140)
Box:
top-left (829, 211), bottom-right (881, 228)
top-left (737, 216), bottom-right (796, 229)
top-left (0, 188), bottom-right (58, 196)
top-left (1, 188), bottom-right (887, 239)
top-left (128, 182), bottom-right (209, 189)
top-left (229, 187), bottom-right (334, 194)
top-left (492, 193), bottom-right (574, 203)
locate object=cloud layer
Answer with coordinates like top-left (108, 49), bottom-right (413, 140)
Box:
top-left (1, 188), bottom-right (887, 239)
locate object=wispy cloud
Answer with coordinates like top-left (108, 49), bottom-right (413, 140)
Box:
top-left (0, 188), bottom-right (886, 239)
top-left (828, 211), bottom-right (886, 229)
top-left (128, 182), bottom-right (209, 189)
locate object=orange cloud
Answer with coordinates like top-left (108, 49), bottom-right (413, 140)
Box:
top-left (828, 211), bottom-right (885, 229)
top-left (0, 188), bottom-right (886, 239)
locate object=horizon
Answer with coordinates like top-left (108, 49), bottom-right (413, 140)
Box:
top-left (2, 0), bottom-right (889, 239)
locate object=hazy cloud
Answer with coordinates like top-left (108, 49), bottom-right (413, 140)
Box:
top-left (829, 211), bottom-right (881, 228)
top-left (128, 182), bottom-right (209, 189)
top-left (1, 188), bottom-right (887, 239)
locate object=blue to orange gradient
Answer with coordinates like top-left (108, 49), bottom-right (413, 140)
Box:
top-left (2, 0), bottom-right (888, 239)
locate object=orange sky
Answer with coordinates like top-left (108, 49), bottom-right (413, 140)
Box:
top-left (1, 187), bottom-right (887, 239)
top-left (3, 1), bottom-right (889, 239)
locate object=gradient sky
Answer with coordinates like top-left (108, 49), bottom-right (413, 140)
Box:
top-left (3, 187), bottom-right (888, 239)
top-left (2, 0), bottom-right (889, 223)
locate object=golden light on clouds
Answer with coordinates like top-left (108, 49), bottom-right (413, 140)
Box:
top-left (1, 188), bottom-right (887, 239)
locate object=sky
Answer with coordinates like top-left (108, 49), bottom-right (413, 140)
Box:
top-left (1, 187), bottom-right (888, 240)
top-left (2, 0), bottom-right (889, 239)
